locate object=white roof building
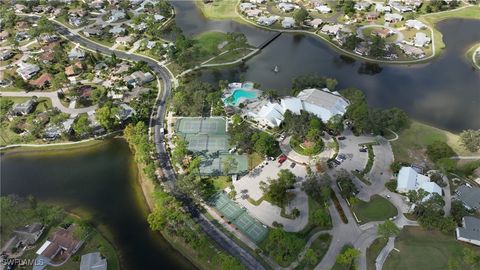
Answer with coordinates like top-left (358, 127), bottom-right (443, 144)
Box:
top-left (413, 32), bottom-right (431, 47)
top-left (315, 5), bottom-right (332, 14)
top-left (240, 3), bottom-right (256, 11)
top-left (321, 24), bottom-right (343, 35)
top-left (257, 16), bottom-right (279, 26)
top-left (397, 167), bottom-right (442, 197)
top-left (405, 19), bottom-right (426, 30)
top-left (280, 97), bottom-right (303, 114)
top-left (282, 17), bottom-right (295, 28)
top-left (456, 216), bottom-right (480, 247)
top-left (296, 88), bottom-right (349, 121)
top-left (278, 2), bottom-right (297, 12)
top-left (384, 13), bottom-right (403, 22)
top-left (253, 102), bottom-right (285, 128)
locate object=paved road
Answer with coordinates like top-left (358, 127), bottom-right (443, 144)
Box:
top-left (17, 15), bottom-right (267, 270)
top-left (0, 91), bottom-right (97, 115)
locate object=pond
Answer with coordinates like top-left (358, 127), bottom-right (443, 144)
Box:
top-left (0, 140), bottom-right (195, 270)
top-left (171, 1), bottom-right (480, 132)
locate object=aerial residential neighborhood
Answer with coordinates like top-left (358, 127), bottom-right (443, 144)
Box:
top-left (1, 1), bottom-right (480, 270)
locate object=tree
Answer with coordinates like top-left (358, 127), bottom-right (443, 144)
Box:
top-left (326, 114), bottom-right (344, 135)
top-left (312, 208), bottom-right (331, 227)
top-left (370, 36), bottom-right (386, 58)
top-left (260, 169), bottom-right (296, 207)
top-left (325, 78), bottom-right (338, 90)
top-left (450, 200), bottom-right (470, 224)
top-left (459, 129), bottom-right (480, 152)
top-left (0, 98), bottom-right (14, 117)
top-left (426, 141), bottom-right (455, 162)
top-left (302, 173), bottom-right (331, 205)
top-left (222, 156), bottom-right (238, 175)
top-left (95, 105), bottom-right (117, 131)
top-left (291, 74), bottom-right (327, 95)
top-left (252, 132), bottom-right (277, 156)
top-left (293, 7), bottom-right (308, 25)
top-left (377, 220), bottom-right (400, 239)
top-left (304, 249), bottom-right (318, 268)
top-left (172, 137), bottom-right (188, 165)
top-left (72, 114), bottom-right (92, 137)
top-left (336, 247), bottom-right (359, 267)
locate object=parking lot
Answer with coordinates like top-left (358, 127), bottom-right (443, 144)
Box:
top-left (232, 158), bottom-right (310, 231)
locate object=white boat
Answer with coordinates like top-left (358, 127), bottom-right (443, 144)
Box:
top-left (273, 65), bottom-right (279, 73)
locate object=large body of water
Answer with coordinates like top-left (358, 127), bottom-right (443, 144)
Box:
top-left (172, 1), bottom-right (480, 132)
top-left (0, 140), bottom-right (195, 270)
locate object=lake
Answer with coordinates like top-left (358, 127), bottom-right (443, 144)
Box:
top-left (172, 1), bottom-right (480, 132)
top-left (0, 140), bottom-right (195, 270)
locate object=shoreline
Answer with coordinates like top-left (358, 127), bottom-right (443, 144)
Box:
top-left (195, 3), bottom-right (480, 65)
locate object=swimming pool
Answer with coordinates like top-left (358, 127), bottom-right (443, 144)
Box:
top-left (224, 89), bottom-right (258, 106)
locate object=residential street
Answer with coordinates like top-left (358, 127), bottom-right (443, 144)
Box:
top-left (0, 91), bottom-right (97, 115)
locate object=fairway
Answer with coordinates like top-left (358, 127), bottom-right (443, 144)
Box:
top-left (383, 226), bottom-right (480, 270)
top-left (352, 195), bottom-right (397, 224)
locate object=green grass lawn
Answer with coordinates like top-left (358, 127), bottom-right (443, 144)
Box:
top-left (391, 120), bottom-right (478, 164)
top-left (352, 195), bottom-right (397, 224)
top-left (195, 31), bottom-right (230, 56)
top-left (366, 237), bottom-right (388, 270)
top-left (195, 0), bottom-right (240, 20)
top-left (294, 233), bottom-right (332, 270)
top-left (383, 226), bottom-right (480, 270)
top-left (211, 176), bottom-right (232, 191)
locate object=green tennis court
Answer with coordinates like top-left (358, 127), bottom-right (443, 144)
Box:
top-left (176, 117), bottom-right (226, 134)
top-left (210, 192), bottom-right (268, 243)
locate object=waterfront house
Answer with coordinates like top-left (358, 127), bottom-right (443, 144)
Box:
top-left (154, 14), bottom-right (166, 22)
top-left (80, 252), bottom-right (107, 270)
top-left (413, 32), bottom-right (431, 47)
top-left (405, 19), bottom-right (427, 30)
top-left (306, 18), bottom-right (323, 29)
top-left (246, 9), bottom-right (262, 18)
top-left (399, 44), bottom-right (424, 58)
top-left (354, 43), bottom-right (369, 55)
top-left (257, 16), bottom-right (279, 26)
top-left (455, 185), bottom-right (480, 211)
top-left (456, 216), bottom-right (480, 247)
top-left (36, 224), bottom-right (83, 263)
top-left (2, 223), bottom-right (45, 255)
top-left (282, 17), bottom-right (295, 28)
top-left (321, 24), bottom-right (343, 36)
top-left (115, 103), bottom-right (136, 122)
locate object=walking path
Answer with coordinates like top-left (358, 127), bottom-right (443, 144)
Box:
top-left (0, 91), bottom-right (97, 114)
top-left (375, 237), bottom-right (395, 270)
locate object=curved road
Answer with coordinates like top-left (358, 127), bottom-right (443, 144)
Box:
top-left (20, 16), bottom-right (267, 270)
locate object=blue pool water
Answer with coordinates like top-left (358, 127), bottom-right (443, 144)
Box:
top-left (224, 89), bottom-right (258, 106)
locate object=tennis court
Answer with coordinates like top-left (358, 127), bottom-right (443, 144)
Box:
top-left (210, 192), bottom-right (268, 243)
top-left (176, 117), bottom-right (226, 135)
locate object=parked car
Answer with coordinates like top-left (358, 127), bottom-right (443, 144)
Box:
top-left (338, 154), bottom-right (347, 160)
top-left (268, 156), bottom-right (275, 161)
top-left (359, 147), bottom-right (367, 152)
top-left (290, 162), bottom-right (296, 168)
top-left (278, 155), bottom-right (287, 164)
top-left (337, 136), bottom-right (346, 140)
top-left (333, 159), bottom-right (341, 165)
